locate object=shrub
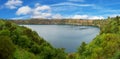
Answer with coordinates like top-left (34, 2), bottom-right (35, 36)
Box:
top-left (0, 36), bottom-right (15, 59)
top-left (17, 35), bottom-right (31, 48)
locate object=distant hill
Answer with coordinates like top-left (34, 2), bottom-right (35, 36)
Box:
top-left (10, 19), bottom-right (106, 27)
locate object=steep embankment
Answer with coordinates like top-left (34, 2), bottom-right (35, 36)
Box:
top-left (74, 16), bottom-right (120, 59)
top-left (0, 20), bottom-right (66, 59)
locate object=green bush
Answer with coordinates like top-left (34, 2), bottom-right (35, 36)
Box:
top-left (0, 29), bottom-right (10, 36)
top-left (78, 42), bottom-right (87, 54)
top-left (13, 48), bottom-right (37, 59)
top-left (0, 36), bottom-right (15, 59)
top-left (30, 44), bottom-right (41, 54)
top-left (77, 16), bottom-right (120, 59)
top-left (112, 51), bottom-right (120, 59)
top-left (17, 35), bottom-right (31, 48)
top-left (0, 20), bottom-right (67, 59)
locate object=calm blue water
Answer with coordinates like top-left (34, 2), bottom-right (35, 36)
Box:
top-left (23, 25), bottom-right (100, 53)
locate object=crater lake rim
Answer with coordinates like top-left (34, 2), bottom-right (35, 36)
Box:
top-left (21, 25), bottom-right (100, 53)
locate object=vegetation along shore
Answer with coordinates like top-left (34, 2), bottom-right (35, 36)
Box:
top-left (0, 16), bottom-right (120, 59)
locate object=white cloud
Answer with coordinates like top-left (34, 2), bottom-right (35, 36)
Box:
top-left (16, 3), bottom-right (52, 19)
top-left (5, 0), bottom-right (23, 9)
top-left (68, 0), bottom-right (85, 2)
top-left (35, 3), bottom-right (41, 7)
top-left (16, 3), bottom-right (104, 19)
top-left (72, 15), bottom-right (104, 19)
top-left (16, 6), bottom-right (32, 15)
top-left (50, 2), bottom-right (94, 7)
top-left (52, 14), bottom-right (63, 19)
top-left (32, 4), bottom-right (51, 18)
top-left (32, 13), bottom-right (52, 18)
top-left (35, 5), bottom-right (51, 11)
top-left (33, 5), bottom-right (51, 15)
top-left (89, 16), bottom-right (104, 19)
top-left (109, 14), bottom-right (120, 17)
top-left (72, 15), bottom-right (88, 19)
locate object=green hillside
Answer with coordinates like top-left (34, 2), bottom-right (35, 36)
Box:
top-left (0, 20), bottom-right (66, 59)
top-left (0, 16), bottom-right (120, 59)
top-left (75, 16), bottom-right (120, 59)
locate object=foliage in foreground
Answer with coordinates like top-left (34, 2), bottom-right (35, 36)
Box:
top-left (0, 16), bottom-right (119, 59)
top-left (0, 20), bottom-right (66, 59)
top-left (76, 16), bottom-right (120, 59)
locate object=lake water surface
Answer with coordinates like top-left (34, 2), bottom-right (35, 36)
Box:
top-left (23, 25), bottom-right (100, 53)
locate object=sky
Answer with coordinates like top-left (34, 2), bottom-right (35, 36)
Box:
top-left (0, 0), bottom-right (120, 19)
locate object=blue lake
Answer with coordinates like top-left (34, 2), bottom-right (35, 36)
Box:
top-left (23, 25), bottom-right (100, 53)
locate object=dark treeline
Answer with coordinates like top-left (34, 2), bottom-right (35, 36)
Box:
top-left (0, 16), bottom-right (120, 59)
top-left (10, 18), bottom-right (105, 27)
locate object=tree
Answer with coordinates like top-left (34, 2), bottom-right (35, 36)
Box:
top-left (0, 36), bottom-right (15, 59)
top-left (78, 42), bottom-right (87, 55)
top-left (30, 44), bottom-right (41, 54)
top-left (17, 35), bottom-right (31, 48)
top-left (112, 51), bottom-right (120, 59)
top-left (0, 29), bottom-right (10, 36)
